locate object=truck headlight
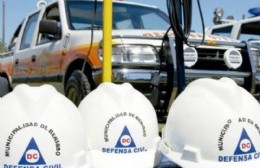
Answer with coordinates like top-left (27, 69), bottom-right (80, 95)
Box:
top-left (224, 49), bottom-right (243, 69)
top-left (184, 46), bottom-right (198, 68)
top-left (126, 45), bottom-right (158, 63)
top-left (99, 45), bottom-right (159, 64)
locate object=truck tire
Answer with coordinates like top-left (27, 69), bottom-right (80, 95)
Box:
top-left (0, 77), bottom-right (10, 97)
top-left (65, 70), bottom-right (91, 106)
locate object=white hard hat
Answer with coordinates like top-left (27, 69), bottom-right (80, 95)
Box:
top-left (78, 83), bottom-right (162, 168)
top-left (161, 77), bottom-right (260, 168)
top-left (0, 84), bottom-right (89, 168)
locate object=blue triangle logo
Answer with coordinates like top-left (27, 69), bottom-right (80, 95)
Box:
top-left (234, 128), bottom-right (256, 155)
top-left (115, 126), bottom-right (136, 148)
top-left (18, 137), bottom-right (46, 165)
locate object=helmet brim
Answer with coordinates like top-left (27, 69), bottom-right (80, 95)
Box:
top-left (161, 140), bottom-right (260, 168)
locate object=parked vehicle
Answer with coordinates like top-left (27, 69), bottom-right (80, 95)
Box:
top-left (0, 0), bottom-right (255, 120)
top-left (206, 8), bottom-right (260, 99)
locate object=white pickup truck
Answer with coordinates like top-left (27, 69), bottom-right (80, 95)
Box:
top-left (0, 0), bottom-right (256, 120)
top-left (206, 10), bottom-right (260, 99)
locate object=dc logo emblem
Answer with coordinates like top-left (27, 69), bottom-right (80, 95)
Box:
top-left (19, 137), bottom-right (46, 165)
top-left (26, 149), bottom-right (39, 163)
top-left (234, 128), bottom-right (256, 155)
top-left (240, 139), bottom-right (251, 153)
top-left (115, 126), bottom-right (136, 148)
top-left (120, 135), bottom-right (131, 147)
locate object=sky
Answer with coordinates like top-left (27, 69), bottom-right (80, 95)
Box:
top-left (0, 0), bottom-right (259, 44)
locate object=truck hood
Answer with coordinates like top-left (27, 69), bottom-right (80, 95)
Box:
top-left (111, 29), bottom-right (241, 43)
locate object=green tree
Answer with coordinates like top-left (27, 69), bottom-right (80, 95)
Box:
top-left (0, 39), bottom-right (5, 53)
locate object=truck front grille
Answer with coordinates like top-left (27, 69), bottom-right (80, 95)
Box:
top-left (191, 48), bottom-right (242, 71)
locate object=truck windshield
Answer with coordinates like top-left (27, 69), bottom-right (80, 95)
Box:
top-left (212, 26), bottom-right (233, 38)
top-left (211, 21), bottom-right (260, 43)
top-left (239, 21), bottom-right (260, 43)
top-left (65, 0), bottom-right (169, 30)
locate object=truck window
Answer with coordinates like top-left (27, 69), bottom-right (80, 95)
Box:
top-left (20, 12), bottom-right (40, 50)
top-left (37, 3), bottom-right (61, 44)
top-left (8, 21), bottom-right (24, 51)
top-left (212, 26), bottom-right (233, 38)
top-left (239, 21), bottom-right (260, 42)
top-left (65, 1), bottom-right (169, 30)
top-left (141, 13), bottom-right (169, 30)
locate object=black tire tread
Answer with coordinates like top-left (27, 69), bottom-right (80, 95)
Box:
top-left (0, 77), bottom-right (10, 97)
top-left (65, 70), bottom-right (91, 105)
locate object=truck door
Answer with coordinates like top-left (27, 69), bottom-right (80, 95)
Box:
top-left (13, 12), bottom-right (40, 83)
top-left (30, 3), bottom-right (63, 86)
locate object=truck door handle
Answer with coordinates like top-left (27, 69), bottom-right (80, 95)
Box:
top-left (31, 55), bottom-right (36, 62)
top-left (15, 59), bottom-right (19, 65)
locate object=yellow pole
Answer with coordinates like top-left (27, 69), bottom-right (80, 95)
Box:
top-left (102, 0), bottom-right (112, 82)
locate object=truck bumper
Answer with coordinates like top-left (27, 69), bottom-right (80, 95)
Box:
top-left (110, 68), bottom-right (251, 86)
top-left (92, 68), bottom-right (167, 84)
top-left (185, 69), bottom-right (251, 86)
top-left (92, 68), bottom-right (167, 102)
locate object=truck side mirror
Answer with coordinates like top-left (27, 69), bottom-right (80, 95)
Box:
top-left (39, 20), bottom-right (60, 39)
top-left (8, 42), bottom-right (16, 51)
